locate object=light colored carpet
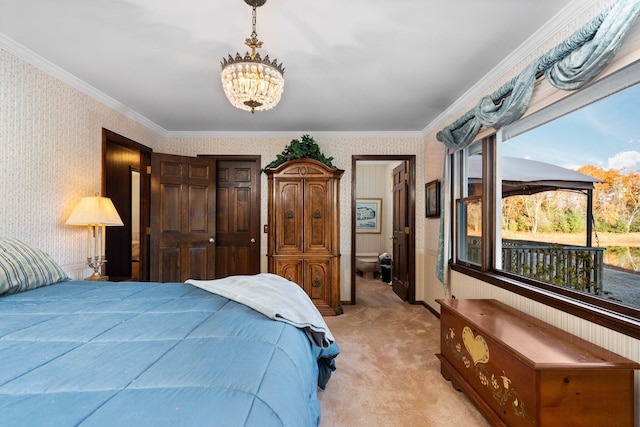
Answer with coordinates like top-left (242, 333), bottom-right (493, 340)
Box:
top-left (318, 276), bottom-right (490, 427)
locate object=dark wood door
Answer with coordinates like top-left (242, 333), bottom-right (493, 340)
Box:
top-left (392, 162), bottom-right (409, 300)
top-left (104, 143), bottom-right (136, 280)
top-left (150, 153), bottom-right (216, 282)
top-left (214, 159), bottom-right (260, 278)
top-left (103, 129), bottom-right (151, 282)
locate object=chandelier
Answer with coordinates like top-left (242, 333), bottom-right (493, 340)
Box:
top-left (221, 0), bottom-right (285, 113)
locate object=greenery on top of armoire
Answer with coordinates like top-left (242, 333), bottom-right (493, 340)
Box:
top-left (263, 135), bottom-right (335, 171)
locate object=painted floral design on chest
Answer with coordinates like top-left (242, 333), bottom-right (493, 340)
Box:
top-left (443, 326), bottom-right (526, 418)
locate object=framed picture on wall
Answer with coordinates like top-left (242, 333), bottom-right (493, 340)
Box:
top-left (425, 180), bottom-right (440, 218)
top-left (356, 199), bottom-right (382, 233)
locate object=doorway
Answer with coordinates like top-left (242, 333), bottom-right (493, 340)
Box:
top-left (199, 155), bottom-right (261, 278)
top-left (102, 129), bottom-right (151, 281)
top-left (351, 155), bottom-right (416, 304)
top-left (103, 132), bottom-right (261, 281)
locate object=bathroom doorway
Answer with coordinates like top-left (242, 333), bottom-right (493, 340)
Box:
top-left (351, 155), bottom-right (416, 304)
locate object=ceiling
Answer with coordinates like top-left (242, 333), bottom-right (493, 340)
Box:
top-left (0, 0), bottom-right (578, 135)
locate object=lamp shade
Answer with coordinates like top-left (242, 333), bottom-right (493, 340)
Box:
top-left (66, 196), bottom-right (124, 226)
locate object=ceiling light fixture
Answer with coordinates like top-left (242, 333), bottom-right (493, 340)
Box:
top-left (221, 0), bottom-right (285, 114)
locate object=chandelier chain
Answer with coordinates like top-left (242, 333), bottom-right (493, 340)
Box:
top-left (251, 6), bottom-right (258, 38)
top-left (245, 5), bottom-right (263, 57)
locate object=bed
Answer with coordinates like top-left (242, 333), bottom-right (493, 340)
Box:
top-left (0, 238), bottom-right (339, 426)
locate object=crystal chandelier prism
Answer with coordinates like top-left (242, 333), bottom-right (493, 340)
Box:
top-left (221, 0), bottom-right (285, 113)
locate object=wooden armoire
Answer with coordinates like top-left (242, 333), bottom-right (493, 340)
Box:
top-left (265, 159), bottom-right (344, 316)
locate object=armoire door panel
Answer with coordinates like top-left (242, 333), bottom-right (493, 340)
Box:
top-left (274, 258), bottom-right (303, 284)
top-left (305, 259), bottom-right (330, 302)
top-left (305, 180), bottom-right (331, 252)
top-left (276, 181), bottom-right (303, 252)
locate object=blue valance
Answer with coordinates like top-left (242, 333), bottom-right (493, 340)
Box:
top-left (435, 0), bottom-right (640, 286)
top-left (436, 0), bottom-right (640, 150)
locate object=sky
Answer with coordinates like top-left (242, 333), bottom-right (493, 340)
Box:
top-left (502, 83), bottom-right (640, 172)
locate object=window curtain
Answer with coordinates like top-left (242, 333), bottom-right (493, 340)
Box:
top-left (434, 0), bottom-right (640, 288)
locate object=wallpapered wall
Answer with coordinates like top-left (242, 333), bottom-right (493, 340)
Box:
top-left (0, 47), bottom-right (425, 298)
top-left (2, 2), bottom-right (638, 386)
top-left (155, 136), bottom-right (426, 300)
top-left (0, 48), bottom-right (164, 276)
top-left (354, 163), bottom-right (396, 256)
top-left (419, 0), bottom-right (640, 394)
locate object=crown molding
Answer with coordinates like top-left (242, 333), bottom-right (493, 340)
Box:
top-left (166, 130), bottom-right (425, 140)
top-left (0, 33), bottom-right (422, 140)
top-left (2, 0), bottom-right (600, 141)
top-left (0, 32), bottom-right (168, 137)
top-left (422, 0), bottom-right (601, 137)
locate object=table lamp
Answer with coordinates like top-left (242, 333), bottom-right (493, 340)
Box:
top-left (66, 194), bottom-right (123, 281)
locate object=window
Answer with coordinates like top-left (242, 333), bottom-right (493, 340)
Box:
top-left (455, 144), bottom-right (483, 266)
top-left (500, 83), bottom-right (640, 309)
top-left (452, 62), bottom-right (640, 338)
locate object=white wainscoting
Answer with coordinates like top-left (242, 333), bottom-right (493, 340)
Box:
top-left (61, 262), bottom-right (92, 281)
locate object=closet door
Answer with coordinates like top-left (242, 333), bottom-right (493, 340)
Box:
top-left (150, 153), bottom-right (216, 282)
top-left (213, 158), bottom-right (261, 278)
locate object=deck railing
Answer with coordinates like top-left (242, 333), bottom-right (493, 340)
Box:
top-left (466, 237), bottom-right (605, 295)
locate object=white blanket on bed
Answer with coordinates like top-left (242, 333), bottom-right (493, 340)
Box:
top-left (186, 273), bottom-right (334, 348)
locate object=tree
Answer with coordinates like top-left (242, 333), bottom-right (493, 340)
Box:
top-left (502, 197), bottom-right (524, 231)
top-left (578, 165), bottom-right (640, 234)
top-left (520, 192), bottom-right (547, 233)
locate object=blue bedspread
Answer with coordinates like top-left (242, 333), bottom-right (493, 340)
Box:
top-left (0, 280), bottom-right (339, 426)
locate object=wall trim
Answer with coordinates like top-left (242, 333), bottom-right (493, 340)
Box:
top-left (61, 262), bottom-right (92, 281)
top-left (422, 0), bottom-right (603, 137)
top-left (1, 1), bottom-right (599, 139)
top-left (421, 301), bottom-right (440, 319)
top-left (0, 33), bottom-right (167, 137)
top-left (166, 130), bottom-right (425, 139)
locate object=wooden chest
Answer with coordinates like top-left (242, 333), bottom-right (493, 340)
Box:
top-left (436, 299), bottom-right (639, 427)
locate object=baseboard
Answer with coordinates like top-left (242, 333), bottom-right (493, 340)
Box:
top-left (421, 301), bottom-right (440, 319)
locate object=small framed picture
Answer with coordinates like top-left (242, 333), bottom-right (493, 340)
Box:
top-left (425, 180), bottom-right (440, 218)
top-left (356, 199), bottom-right (382, 233)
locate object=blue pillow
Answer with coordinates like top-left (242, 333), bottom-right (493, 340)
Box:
top-left (0, 238), bottom-right (69, 296)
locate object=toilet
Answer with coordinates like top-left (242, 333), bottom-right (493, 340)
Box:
top-left (355, 252), bottom-right (380, 279)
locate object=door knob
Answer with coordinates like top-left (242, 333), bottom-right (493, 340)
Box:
top-left (250, 238), bottom-right (256, 243)
top-left (208, 237), bottom-right (215, 244)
